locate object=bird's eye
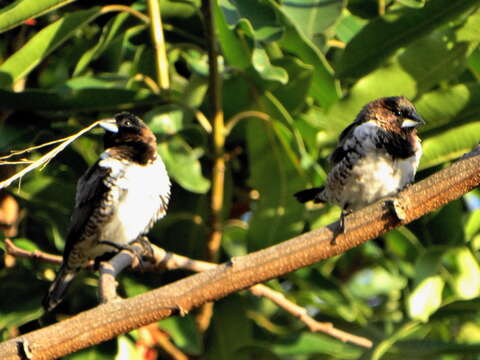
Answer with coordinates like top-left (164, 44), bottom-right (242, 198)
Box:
top-left (124, 120), bottom-right (132, 127)
top-left (395, 110), bottom-right (403, 117)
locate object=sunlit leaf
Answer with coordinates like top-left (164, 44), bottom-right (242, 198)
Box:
top-left (0, 8), bottom-right (101, 88)
top-left (408, 276), bottom-right (445, 321)
top-left (337, 0), bottom-right (480, 79)
top-left (0, 0), bottom-right (75, 33)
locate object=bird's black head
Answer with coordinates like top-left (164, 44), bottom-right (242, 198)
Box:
top-left (380, 96), bottom-right (425, 131)
top-left (358, 96), bottom-right (424, 135)
top-left (100, 112), bottom-right (157, 163)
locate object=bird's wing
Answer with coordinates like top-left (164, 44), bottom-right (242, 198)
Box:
top-left (329, 122), bottom-right (359, 165)
top-left (62, 161), bottom-right (111, 261)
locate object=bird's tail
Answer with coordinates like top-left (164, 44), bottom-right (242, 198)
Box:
top-left (294, 187), bottom-right (326, 203)
top-left (42, 265), bottom-right (77, 312)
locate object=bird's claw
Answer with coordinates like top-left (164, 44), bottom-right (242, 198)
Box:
top-left (386, 198), bottom-right (406, 222)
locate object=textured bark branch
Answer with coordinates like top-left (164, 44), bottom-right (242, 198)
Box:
top-left (0, 147), bottom-right (478, 360)
top-left (6, 237), bottom-right (373, 347)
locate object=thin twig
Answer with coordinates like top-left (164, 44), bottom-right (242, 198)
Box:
top-left (5, 238), bottom-right (62, 264)
top-left (225, 110), bottom-right (270, 135)
top-left (100, 5), bottom-right (150, 23)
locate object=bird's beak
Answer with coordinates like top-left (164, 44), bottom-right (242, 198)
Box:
top-left (99, 118), bottom-right (119, 133)
top-left (401, 113), bottom-right (425, 129)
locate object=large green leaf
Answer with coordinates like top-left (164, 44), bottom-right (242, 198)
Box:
top-left (420, 121), bottom-right (480, 169)
top-left (246, 106), bottom-right (307, 251)
top-left (337, 0), bottom-right (480, 79)
top-left (218, 0), bottom-right (284, 42)
top-left (273, 332), bottom-right (361, 357)
top-left (448, 247), bottom-right (480, 300)
top-left (399, 33), bottom-right (471, 94)
top-left (407, 248), bottom-right (446, 321)
top-left (276, 2), bottom-right (340, 109)
top-left (280, 0), bottom-right (344, 39)
top-left (74, 14), bottom-right (147, 76)
top-left (160, 315), bottom-right (203, 355)
top-left (0, 8), bottom-right (101, 89)
top-left (415, 83), bottom-right (480, 132)
top-left (158, 136), bottom-right (210, 194)
top-left (0, 0), bottom-right (75, 33)
top-left (206, 295), bottom-right (253, 360)
top-left (0, 88), bottom-right (167, 111)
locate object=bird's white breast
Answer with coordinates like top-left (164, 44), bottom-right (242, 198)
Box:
top-left (88, 154), bottom-right (170, 257)
top-left (331, 121), bottom-right (421, 210)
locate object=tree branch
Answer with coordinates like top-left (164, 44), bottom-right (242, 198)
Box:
top-left (0, 147), bottom-right (478, 360)
top-left (6, 239), bottom-right (372, 347)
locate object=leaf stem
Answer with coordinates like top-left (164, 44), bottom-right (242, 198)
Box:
top-left (147, 0), bottom-right (170, 89)
top-left (202, 0), bottom-right (225, 263)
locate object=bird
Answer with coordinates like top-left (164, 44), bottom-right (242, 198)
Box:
top-left (294, 96), bottom-right (424, 239)
top-left (43, 112), bottom-right (170, 312)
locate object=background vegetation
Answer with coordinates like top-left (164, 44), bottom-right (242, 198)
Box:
top-left (0, 0), bottom-right (480, 358)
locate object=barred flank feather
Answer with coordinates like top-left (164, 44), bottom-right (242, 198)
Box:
top-left (42, 265), bottom-right (77, 312)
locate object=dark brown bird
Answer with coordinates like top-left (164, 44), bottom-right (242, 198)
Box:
top-left (294, 96), bottom-right (424, 235)
top-left (43, 112), bottom-right (170, 312)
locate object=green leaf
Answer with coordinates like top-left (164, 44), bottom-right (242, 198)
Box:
top-left (214, 1), bottom-right (251, 69)
top-left (222, 221), bottom-right (248, 257)
top-left (0, 88), bottom-right (167, 111)
top-left (408, 275), bottom-right (445, 322)
top-left (251, 46), bottom-right (288, 84)
top-left (270, 56), bottom-right (314, 114)
top-left (0, 8), bottom-right (102, 88)
top-left (448, 247), bottom-right (480, 300)
top-left (347, 266), bottom-right (407, 299)
top-left (336, 0), bottom-right (480, 79)
top-left (420, 122), bottom-right (480, 169)
top-left (158, 136), bottom-right (210, 194)
top-left (246, 116), bottom-right (306, 251)
top-left (277, 3), bottom-right (340, 109)
top-left (280, 0), bottom-right (344, 38)
top-left (218, 0), bottom-right (284, 42)
top-left (273, 332), bottom-right (361, 357)
top-left (160, 315), bottom-right (203, 355)
top-left (399, 33), bottom-right (471, 94)
top-left (0, 0), bottom-right (75, 33)
top-left (466, 210), bottom-right (480, 241)
top-left (74, 15), bottom-right (146, 76)
top-left (206, 295), bottom-right (252, 360)
top-left (415, 83), bottom-right (476, 132)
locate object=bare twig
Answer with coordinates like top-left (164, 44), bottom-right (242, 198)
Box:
top-left (0, 121), bottom-right (104, 190)
top-left (100, 5), bottom-right (150, 23)
top-left (5, 238), bottom-right (62, 265)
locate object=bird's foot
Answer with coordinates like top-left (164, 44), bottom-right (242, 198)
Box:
top-left (130, 236), bottom-right (155, 263)
top-left (331, 210), bottom-right (351, 245)
top-left (385, 197), bottom-right (406, 222)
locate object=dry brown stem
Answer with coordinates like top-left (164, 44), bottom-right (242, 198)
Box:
top-left (0, 147), bottom-right (478, 360)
